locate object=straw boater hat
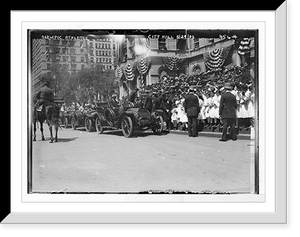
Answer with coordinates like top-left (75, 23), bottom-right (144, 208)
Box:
top-left (224, 82), bottom-right (233, 90)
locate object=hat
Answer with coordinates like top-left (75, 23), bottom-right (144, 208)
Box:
top-left (188, 86), bottom-right (195, 92)
top-left (224, 82), bottom-right (233, 90)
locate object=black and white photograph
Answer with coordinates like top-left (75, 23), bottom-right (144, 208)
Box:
top-left (6, 4), bottom-right (290, 226)
top-left (28, 29), bottom-right (258, 195)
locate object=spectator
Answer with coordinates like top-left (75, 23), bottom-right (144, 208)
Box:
top-left (219, 82), bottom-right (238, 141)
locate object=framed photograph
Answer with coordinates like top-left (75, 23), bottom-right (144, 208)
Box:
top-left (5, 3), bottom-right (286, 223)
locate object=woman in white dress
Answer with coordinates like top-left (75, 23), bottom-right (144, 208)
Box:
top-left (171, 101), bottom-right (180, 130)
top-left (200, 92), bottom-right (208, 122)
top-left (205, 92), bottom-right (214, 128)
top-left (212, 90), bottom-right (221, 128)
top-left (177, 96), bottom-right (188, 130)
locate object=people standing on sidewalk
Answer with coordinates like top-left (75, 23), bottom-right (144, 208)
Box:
top-left (219, 82), bottom-right (238, 141)
top-left (184, 87), bottom-right (200, 137)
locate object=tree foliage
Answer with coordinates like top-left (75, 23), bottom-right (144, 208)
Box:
top-left (43, 63), bottom-right (117, 105)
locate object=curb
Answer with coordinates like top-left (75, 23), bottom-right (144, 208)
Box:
top-left (169, 129), bottom-right (251, 140)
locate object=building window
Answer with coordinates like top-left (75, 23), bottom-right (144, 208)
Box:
top-left (166, 39), bottom-right (177, 51)
top-left (81, 57), bottom-right (84, 62)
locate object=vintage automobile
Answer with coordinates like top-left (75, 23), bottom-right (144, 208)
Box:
top-left (94, 101), bottom-right (164, 138)
top-left (59, 109), bottom-right (73, 128)
top-left (70, 107), bottom-right (97, 132)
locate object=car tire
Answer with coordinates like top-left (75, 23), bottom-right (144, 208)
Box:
top-left (152, 115), bottom-right (164, 134)
top-left (85, 117), bottom-right (93, 132)
top-left (95, 117), bottom-right (104, 134)
top-left (121, 116), bottom-right (133, 138)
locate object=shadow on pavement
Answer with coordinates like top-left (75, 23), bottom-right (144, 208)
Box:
top-left (100, 130), bottom-right (169, 138)
top-left (57, 137), bottom-right (78, 143)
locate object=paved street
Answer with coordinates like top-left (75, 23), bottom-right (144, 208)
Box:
top-left (31, 125), bottom-right (254, 194)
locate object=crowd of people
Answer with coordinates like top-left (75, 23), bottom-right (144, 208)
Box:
top-left (132, 64), bottom-right (256, 134)
top-left (39, 63), bottom-right (255, 139)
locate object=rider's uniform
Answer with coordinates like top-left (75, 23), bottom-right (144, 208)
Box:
top-left (36, 85), bottom-right (54, 108)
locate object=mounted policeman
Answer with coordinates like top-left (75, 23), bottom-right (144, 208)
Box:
top-left (35, 80), bottom-right (54, 111)
top-left (33, 80), bottom-right (60, 143)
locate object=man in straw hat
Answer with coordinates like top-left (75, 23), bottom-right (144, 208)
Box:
top-left (219, 82), bottom-right (238, 141)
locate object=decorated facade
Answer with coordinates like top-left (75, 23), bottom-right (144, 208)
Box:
top-left (116, 32), bottom-right (256, 99)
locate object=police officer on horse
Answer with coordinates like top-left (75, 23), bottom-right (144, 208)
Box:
top-left (35, 80), bottom-right (54, 110)
top-left (33, 80), bottom-right (59, 143)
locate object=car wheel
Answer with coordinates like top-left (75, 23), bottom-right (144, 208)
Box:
top-left (121, 116), bottom-right (133, 138)
top-left (85, 117), bottom-right (93, 132)
top-left (95, 117), bottom-right (104, 134)
top-left (152, 115), bottom-right (164, 134)
top-left (71, 118), bottom-right (76, 130)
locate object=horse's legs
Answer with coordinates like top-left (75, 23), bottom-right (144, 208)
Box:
top-left (48, 123), bottom-right (53, 143)
top-left (33, 121), bottom-right (36, 141)
top-left (54, 124), bottom-right (58, 142)
top-left (40, 121), bottom-right (45, 141)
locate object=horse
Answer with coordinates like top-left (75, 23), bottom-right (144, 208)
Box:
top-left (33, 102), bottom-right (60, 143)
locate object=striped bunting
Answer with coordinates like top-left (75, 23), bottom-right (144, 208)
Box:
top-left (124, 63), bottom-right (135, 81)
top-left (137, 58), bottom-right (148, 75)
top-left (238, 38), bottom-right (250, 55)
top-left (115, 67), bottom-right (123, 79)
top-left (205, 48), bottom-right (225, 70)
top-left (163, 56), bottom-right (180, 71)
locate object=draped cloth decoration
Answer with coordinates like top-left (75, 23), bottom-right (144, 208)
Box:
top-left (124, 63), bottom-right (135, 81)
top-left (137, 58), bottom-right (148, 75)
top-left (205, 48), bottom-right (225, 70)
top-left (163, 56), bottom-right (180, 71)
top-left (238, 38), bottom-right (250, 55)
top-left (115, 66), bottom-right (123, 80)
top-left (204, 46), bottom-right (232, 71)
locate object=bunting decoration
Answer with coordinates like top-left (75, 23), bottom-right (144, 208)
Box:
top-left (115, 66), bottom-right (123, 80)
top-left (137, 58), bottom-right (149, 75)
top-left (163, 56), bottom-right (180, 71)
top-left (238, 38), bottom-right (250, 55)
top-left (124, 63), bottom-right (135, 81)
top-left (205, 48), bottom-right (225, 70)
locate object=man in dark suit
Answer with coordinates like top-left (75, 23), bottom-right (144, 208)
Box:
top-left (143, 90), bottom-right (153, 112)
top-left (128, 88), bottom-right (139, 104)
top-left (219, 82), bottom-right (238, 141)
top-left (184, 87), bottom-right (200, 137)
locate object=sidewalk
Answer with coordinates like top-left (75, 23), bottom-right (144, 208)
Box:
top-left (169, 129), bottom-right (251, 140)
